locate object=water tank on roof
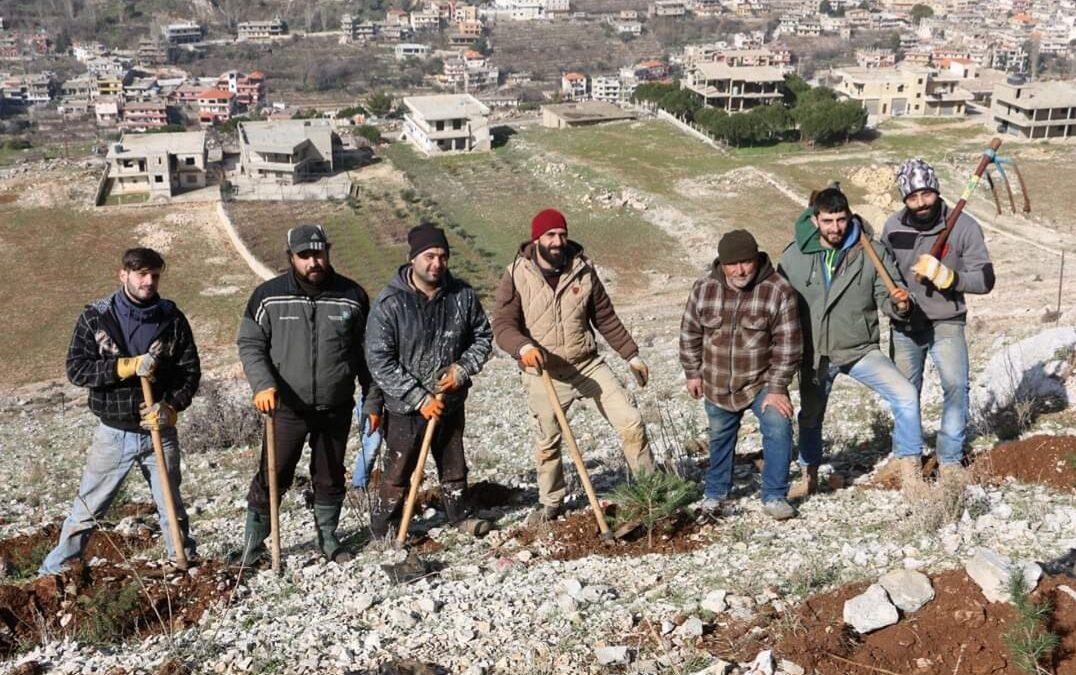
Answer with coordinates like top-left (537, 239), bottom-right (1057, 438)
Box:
top-left (1006, 74), bottom-right (1026, 86)
top-left (113, 143), bottom-right (123, 153)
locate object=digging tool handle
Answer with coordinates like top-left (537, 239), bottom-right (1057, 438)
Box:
top-left (930, 137), bottom-right (1002, 259)
top-left (396, 394), bottom-right (443, 547)
top-left (858, 231), bottom-right (909, 314)
top-left (264, 413), bottom-right (282, 574)
top-left (140, 377), bottom-right (188, 571)
top-left (539, 368), bottom-right (613, 538)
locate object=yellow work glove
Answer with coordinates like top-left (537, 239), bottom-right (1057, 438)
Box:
top-left (628, 356), bottom-right (649, 387)
top-left (911, 254), bottom-right (955, 291)
top-left (117, 354), bottom-right (157, 380)
top-left (253, 387), bottom-right (277, 414)
top-left (139, 401), bottom-right (177, 432)
top-left (419, 395), bottom-right (445, 421)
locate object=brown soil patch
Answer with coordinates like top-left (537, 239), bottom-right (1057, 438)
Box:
top-left (416, 481), bottom-right (522, 512)
top-left (702, 569), bottom-right (1076, 674)
top-left (0, 524), bottom-right (156, 579)
top-left (0, 526), bottom-right (239, 657)
top-left (974, 435), bottom-right (1076, 491)
top-left (511, 509), bottom-right (711, 561)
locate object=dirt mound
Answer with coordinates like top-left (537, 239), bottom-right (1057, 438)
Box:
top-left (0, 524), bottom-right (157, 580)
top-left (416, 481), bottom-right (522, 512)
top-left (0, 526), bottom-right (239, 657)
top-left (703, 569), bottom-right (1076, 674)
top-left (511, 509), bottom-right (710, 561)
top-left (973, 435), bottom-right (1076, 491)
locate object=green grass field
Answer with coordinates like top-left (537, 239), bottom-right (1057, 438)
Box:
top-left (384, 141), bottom-right (682, 292)
top-left (0, 201), bottom-right (255, 386)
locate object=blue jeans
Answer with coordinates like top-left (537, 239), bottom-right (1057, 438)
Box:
top-left (703, 389), bottom-right (793, 502)
top-left (40, 423), bottom-right (194, 575)
top-left (350, 412), bottom-right (383, 488)
top-left (798, 349), bottom-right (923, 467)
top-left (890, 322), bottom-right (969, 465)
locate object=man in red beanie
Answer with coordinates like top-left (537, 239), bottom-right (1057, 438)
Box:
top-left (492, 208), bottom-right (654, 524)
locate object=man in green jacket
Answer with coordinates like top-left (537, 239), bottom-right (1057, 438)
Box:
top-left (778, 187), bottom-right (923, 496)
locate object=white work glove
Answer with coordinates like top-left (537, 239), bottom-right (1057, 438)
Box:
top-left (628, 356), bottom-right (649, 387)
top-left (911, 254), bottom-right (955, 291)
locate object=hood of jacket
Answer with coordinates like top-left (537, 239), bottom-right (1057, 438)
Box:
top-left (794, 208), bottom-right (862, 255)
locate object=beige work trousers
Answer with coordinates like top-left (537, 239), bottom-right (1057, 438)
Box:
top-left (524, 358), bottom-right (654, 507)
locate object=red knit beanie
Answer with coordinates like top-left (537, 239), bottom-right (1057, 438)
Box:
top-left (531, 208), bottom-right (568, 241)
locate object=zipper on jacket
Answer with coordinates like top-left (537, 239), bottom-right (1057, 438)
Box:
top-left (310, 298), bottom-right (318, 404)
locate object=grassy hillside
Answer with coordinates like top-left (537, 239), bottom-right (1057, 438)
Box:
top-left (0, 199), bottom-right (255, 387)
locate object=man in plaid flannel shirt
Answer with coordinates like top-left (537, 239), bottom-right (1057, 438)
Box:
top-left (679, 230), bottom-right (802, 521)
top-left (40, 247), bottom-right (200, 575)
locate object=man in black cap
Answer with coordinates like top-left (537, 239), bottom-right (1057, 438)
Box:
top-left (679, 230), bottom-right (802, 521)
top-left (236, 224), bottom-right (374, 564)
top-left (364, 224), bottom-right (494, 538)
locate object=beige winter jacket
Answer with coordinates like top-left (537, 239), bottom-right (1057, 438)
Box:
top-left (492, 241), bottom-right (638, 373)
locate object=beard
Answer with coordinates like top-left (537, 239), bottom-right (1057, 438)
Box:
top-left (295, 263), bottom-right (327, 285)
top-left (538, 243), bottom-right (567, 269)
top-left (908, 199), bottom-right (943, 229)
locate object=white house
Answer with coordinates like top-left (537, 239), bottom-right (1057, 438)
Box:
top-left (402, 94), bottom-right (491, 155)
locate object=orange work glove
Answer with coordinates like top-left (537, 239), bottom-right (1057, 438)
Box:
top-left (436, 364), bottom-right (466, 393)
top-left (419, 395), bottom-right (445, 421)
top-left (519, 346), bottom-right (545, 370)
top-left (367, 413), bottom-right (381, 433)
top-left (890, 287), bottom-right (912, 316)
top-left (253, 387), bottom-right (277, 414)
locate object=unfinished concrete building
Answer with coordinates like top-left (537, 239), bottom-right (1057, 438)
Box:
top-left (992, 79), bottom-right (1076, 139)
top-left (237, 119), bottom-right (342, 184)
top-left (682, 63), bottom-right (784, 112)
top-left (401, 94), bottom-right (490, 155)
top-left (106, 131), bottom-right (207, 198)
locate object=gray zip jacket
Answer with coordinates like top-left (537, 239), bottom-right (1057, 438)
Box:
top-left (237, 269), bottom-right (371, 411)
top-left (365, 265), bottom-right (492, 415)
top-left (882, 202), bottom-right (995, 327)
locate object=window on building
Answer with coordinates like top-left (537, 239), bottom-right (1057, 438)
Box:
top-left (436, 121), bottom-right (444, 131)
top-left (453, 119), bottom-right (462, 129)
top-left (154, 175), bottom-right (164, 183)
top-left (185, 157), bottom-right (195, 165)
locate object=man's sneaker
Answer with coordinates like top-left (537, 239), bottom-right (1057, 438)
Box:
top-left (525, 504), bottom-right (562, 527)
top-left (696, 497), bottom-right (726, 523)
top-left (762, 499), bottom-right (797, 521)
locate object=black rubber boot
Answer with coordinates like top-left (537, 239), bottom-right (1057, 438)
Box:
top-left (227, 509), bottom-right (271, 567)
top-left (314, 502), bottom-right (351, 563)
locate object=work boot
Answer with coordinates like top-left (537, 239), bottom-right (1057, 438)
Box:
top-left (525, 503), bottom-right (562, 527)
top-left (442, 481), bottom-right (492, 538)
top-left (227, 509), bottom-right (271, 567)
top-left (939, 463), bottom-right (968, 485)
top-left (314, 503), bottom-right (352, 563)
top-left (762, 499), bottom-right (797, 521)
top-left (787, 465), bottom-right (819, 500)
top-left (898, 456), bottom-right (926, 497)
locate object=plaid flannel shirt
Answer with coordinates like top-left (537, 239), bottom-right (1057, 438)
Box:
top-left (679, 255), bottom-right (802, 412)
top-left (66, 293), bottom-right (201, 430)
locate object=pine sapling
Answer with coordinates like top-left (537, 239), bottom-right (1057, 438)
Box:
top-left (609, 471), bottom-right (699, 548)
top-left (1003, 568), bottom-right (1059, 675)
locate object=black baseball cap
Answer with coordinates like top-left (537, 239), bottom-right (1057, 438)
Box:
top-left (287, 224), bottom-right (330, 254)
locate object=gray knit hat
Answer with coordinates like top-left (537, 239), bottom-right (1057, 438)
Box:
top-left (896, 158), bottom-right (940, 200)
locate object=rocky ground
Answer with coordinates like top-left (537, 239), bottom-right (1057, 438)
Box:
top-left (0, 282), bottom-right (1074, 673)
top-left (1, 134), bottom-right (1075, 673)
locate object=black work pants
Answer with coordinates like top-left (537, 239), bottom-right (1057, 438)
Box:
top-left (375, 406), bottom-right (469, 523)
top-left (246, 403), bottom-right (353, 515)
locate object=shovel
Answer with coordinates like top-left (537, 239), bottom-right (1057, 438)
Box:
top-left (139, 377), bottom-right (188, 572)
top-left (264, 413), bottom-right (282, 574)
top-left (538, 367), bottom-right (615, 541)
top-left (395, 394), bottom-right (444, 548)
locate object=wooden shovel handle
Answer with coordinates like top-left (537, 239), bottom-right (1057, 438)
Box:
top-left (140, 377), bottom-right (188, 571)
top-left (396, 394), bottom-right (443, 546)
